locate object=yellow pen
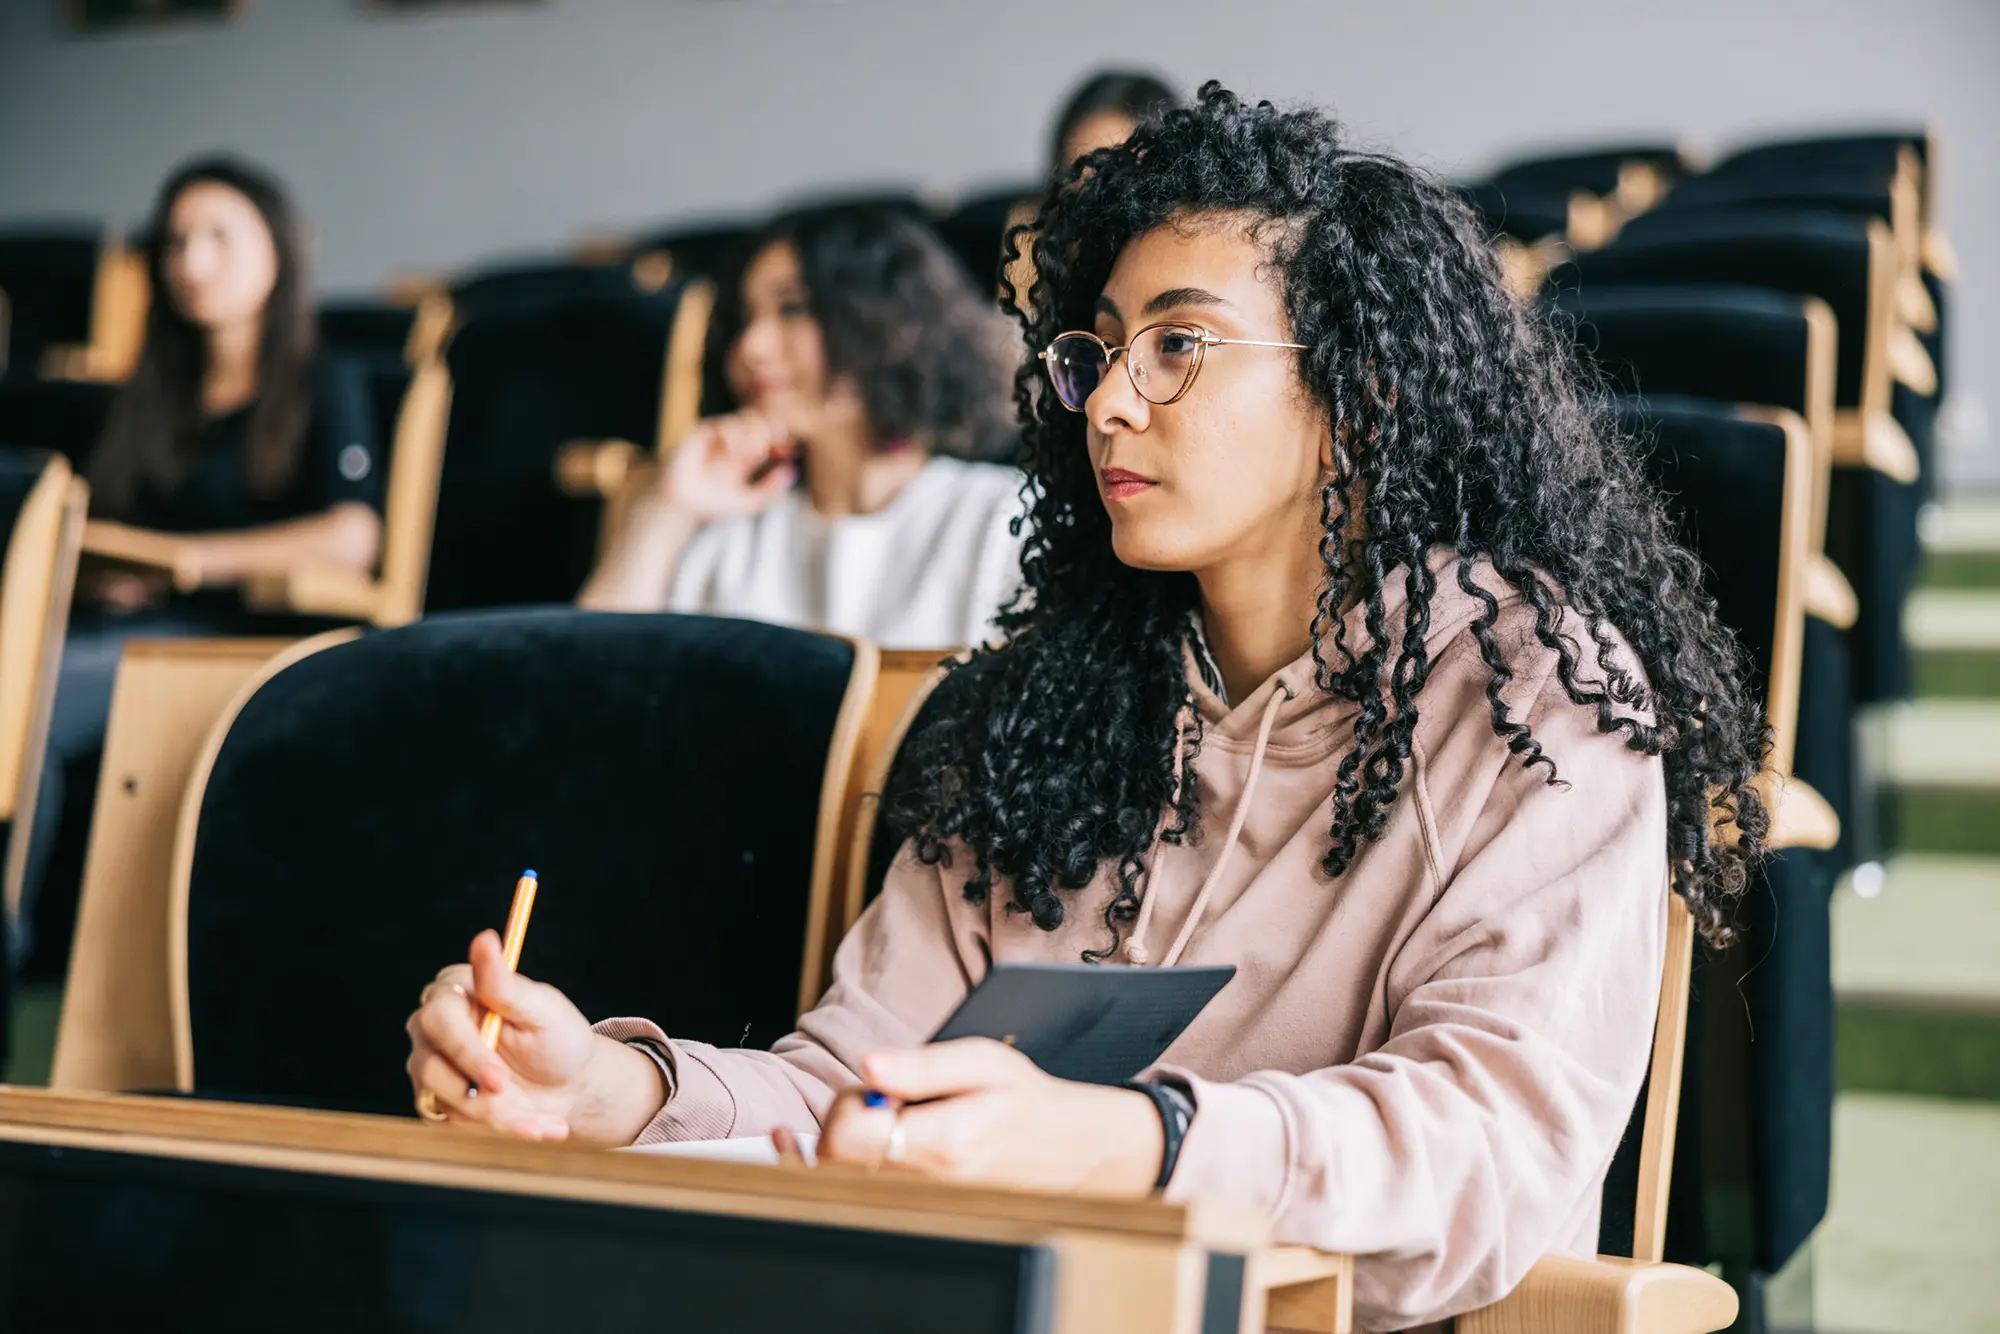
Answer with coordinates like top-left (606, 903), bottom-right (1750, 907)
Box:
top-left (479, 870), bottom-right (539, 1049)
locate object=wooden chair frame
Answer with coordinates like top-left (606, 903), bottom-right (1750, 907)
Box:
top-left (818, 647), bottom-right (965, 999)
top-left (37, 232), bottom-right (147, 384)
top-left (1828, 219), bottom-right (1930, 486)
top-left (49, 637), bottom-right (307, 1093)
top-left (0, 455), bottom-right (88, 928)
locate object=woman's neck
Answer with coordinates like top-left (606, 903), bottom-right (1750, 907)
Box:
top-left (203, 317), bottom-right (263, 416)
top-left (802, 428), bottom-right (928, 518)
top-left (1196, 529), bottom-right (1350, 705)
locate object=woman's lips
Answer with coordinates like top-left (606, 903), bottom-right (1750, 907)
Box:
top-left (1100, 467), bottom-right (1157, 501)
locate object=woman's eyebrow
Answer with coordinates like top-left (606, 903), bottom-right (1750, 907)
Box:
top-left (1094, 295), bottom-right (1122, 319)
top-left (1143, 286), bottom-right (1233, 316)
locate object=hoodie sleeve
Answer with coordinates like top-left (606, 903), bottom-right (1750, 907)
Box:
top-left (1158, 665), bottom-right (1669, 1330)
top-left (594, 848), bottom-right (989, 1144)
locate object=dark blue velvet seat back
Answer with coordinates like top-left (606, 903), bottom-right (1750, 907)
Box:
top-left (1489, 144), bottom-right (1684, 199)
top-left (1614, 397), bottom-right (1834, 1273)
top-left (422, 291), bottom-right (680, 611)
top-left (448, 259), bottom-right (661, 326)
top-left (0, 229), bottom-right (100, 382)
top-left (1454, 180), bottom-right (1570, 244)
top-left (1556, 284), bottom-right (1819, 417)
top-left (182, 610), bottom-right (857, 1116)
top-left (1619, 396), bottom-right (1789, 692)
top-left (936, 187), bottom-right (1037, 294)
top-left (317, 301), bottom-right (418, 364)
top-left (0, 380), bottom-right (114, 474)
top-left (1551, 213), bottom-right (1876, 408)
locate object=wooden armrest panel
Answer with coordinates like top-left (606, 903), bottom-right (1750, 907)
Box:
top-left (240, 564), bottom-right (384, 623)
top-left (1256, 1246), bottom-right (1354, 1334)
top-left (1921, 229), bottom-right (1958, 283)
top-left (1831, 413), bottom-right (1920, 485)
top-left (1764, 774), bottom-right (1841, 853)
top-left (1889, 325), bottom-right (1939, 396)
top-left (1804, 553), bottom-right (1858, 630)
top-left (554, 438), bottom-right (643, 498)
top-left (81, 521), bottom-right (202, 593)
top-left (1458, 1255), bottom-right (1737, 1334)
top-left (1898, 273), bottom-right (1938, 335)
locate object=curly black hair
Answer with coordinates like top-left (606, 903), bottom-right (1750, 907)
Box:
top-left (701, 204), bottom-right (1019, 462)
top-left (883, 84), bottom-right (1768, 952)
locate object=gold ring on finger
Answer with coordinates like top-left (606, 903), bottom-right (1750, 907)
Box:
top-left (415, 1088), bottom-right (448, 1123)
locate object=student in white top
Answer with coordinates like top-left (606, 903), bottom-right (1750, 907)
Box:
top-left (579, 206), bottom-right (1027, 649)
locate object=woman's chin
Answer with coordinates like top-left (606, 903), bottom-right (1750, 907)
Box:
top-left (1108, 525), bottom-right (1203, 574)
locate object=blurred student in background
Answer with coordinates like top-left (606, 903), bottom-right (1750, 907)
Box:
top-left (18, 156), bottom-right (382, 960)
top-left (1050, 70), bottom-right (1179, 172)
top-left (579, 206), bottom-right (1024, 650)
top-left (999, 71), bottom-right (1180, 313)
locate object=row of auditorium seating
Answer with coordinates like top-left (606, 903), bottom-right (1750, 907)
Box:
top-left (1478, 127), bottom-right (1953, 1316)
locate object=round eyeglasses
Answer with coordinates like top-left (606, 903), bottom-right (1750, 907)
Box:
top-left (1038, 321), bottom-right (1308, 411)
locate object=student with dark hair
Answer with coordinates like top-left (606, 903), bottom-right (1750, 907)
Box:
top-left (410, 88), bottom-right (1768, 1329)
top-left (1050, 70), bottom-right (1179, 172)
top-left (580, 205), bottom-right (1024, 649)
top-left (17, 156), bottom-right (381, 960)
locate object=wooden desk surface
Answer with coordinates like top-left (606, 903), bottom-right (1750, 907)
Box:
top-left (0, 1086), bottom-right (1345, 1334)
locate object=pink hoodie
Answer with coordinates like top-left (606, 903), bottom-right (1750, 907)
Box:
top-left (600, 551), bottom-right (1669, 1330)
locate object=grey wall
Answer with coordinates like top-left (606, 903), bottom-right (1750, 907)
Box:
top-left (2, 0), bottom-right (1994, 477)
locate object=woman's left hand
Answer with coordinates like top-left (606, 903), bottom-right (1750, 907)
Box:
top-left (815, 1038), bottom-right (1165, 1196)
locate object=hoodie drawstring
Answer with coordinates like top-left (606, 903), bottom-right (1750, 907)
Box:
top-left (1123, 677), bottom-right (1294, 967)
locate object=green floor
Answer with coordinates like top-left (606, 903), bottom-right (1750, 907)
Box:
top-left (2, 982), bottom-right (59, 1086)
top-left (1792, 497), bottom-right (2000, 1334)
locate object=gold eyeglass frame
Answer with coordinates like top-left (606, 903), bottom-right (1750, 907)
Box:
top-left (1038, 321), bottom-right (1309, 410)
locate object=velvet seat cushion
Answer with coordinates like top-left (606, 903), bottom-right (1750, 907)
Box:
top-left (183, 609), bottom-right (856, 1116)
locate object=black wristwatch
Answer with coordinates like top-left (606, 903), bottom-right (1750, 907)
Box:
top-left (1124, 1079), bottom-right (1197, 1191)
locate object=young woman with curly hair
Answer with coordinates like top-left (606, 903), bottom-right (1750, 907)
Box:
top-left (580, 204), bottom-right (1024, 648)
top-left (412, 86), bottom-right (1768, 1329)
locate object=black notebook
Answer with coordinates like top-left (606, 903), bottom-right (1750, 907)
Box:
top-left (929, 962), bottom-right (1236, 1085)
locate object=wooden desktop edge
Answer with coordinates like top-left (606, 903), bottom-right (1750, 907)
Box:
top-left (0, 1086), bottom-right (1276, 1258)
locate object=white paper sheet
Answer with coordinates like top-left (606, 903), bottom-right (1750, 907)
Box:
top-left (619, 1134), bottom-right (818, 1165)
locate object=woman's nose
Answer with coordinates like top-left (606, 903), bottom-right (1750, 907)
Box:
top-left (1086, 354), bottom-right (1149, 436)
top-left (735, 316), bottom-right (782, 367)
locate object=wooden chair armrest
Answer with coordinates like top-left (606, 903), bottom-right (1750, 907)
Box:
top-left (1898, 273), bottom-right (1939, 335)
top-left (1831, 413), bottom-right (1921, 485)
top-left (81, 521), bottom-right (203, 593)
top-left (1804, 553), bottom-right (1858, 630)
top-left (240, 564), bottom-right (385, 623)
top-left (1921, 229), bottom-right (1958, 283)
top-left (1762, 773), bottom-right (1841, 853)
top-left (1254, 1246), bottom-right (1354, 1333)
top-left (1889, 325), bottom-right (1939, 396)
top-left (554, 438), bottom-right (644, 498)
top-left (1457, 1255), bottom-right (1737, 1334)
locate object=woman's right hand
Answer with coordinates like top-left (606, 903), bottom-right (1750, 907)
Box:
top-left (654, 411), bottom-right (799, 523)
top-left (405, 929), bottom-right (609, 1141)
